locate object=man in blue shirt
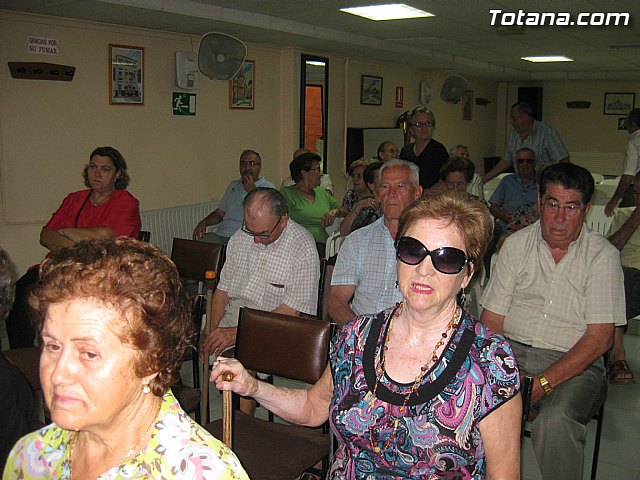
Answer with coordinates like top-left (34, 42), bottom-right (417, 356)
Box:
top-left (489, 147), bottom-right (539, 247)
top-left (193, 150), bottom-right (275, 244)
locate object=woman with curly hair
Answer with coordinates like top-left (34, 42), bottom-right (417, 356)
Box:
top-left (4, 238), bottom-right (248, 480)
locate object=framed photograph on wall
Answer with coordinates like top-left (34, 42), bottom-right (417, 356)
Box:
top-left (603, 92), bottom-right (635, 115)
top-left (229, 60), bottom-right (255, 109)
top-left (109, 44), bottom-right (144, 105)
top-left (361, 75), bottom-right (383, 106)
top-left (462, 90), bottom-right (474, 120)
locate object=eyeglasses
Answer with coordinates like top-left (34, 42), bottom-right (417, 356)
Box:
top-left (541, 201), bottom-right (586, 218)
top-left (410, 121), bottom-right (433, 128)
top-left (241, 215), bottom-right (283, 239)
top-left (306, 167), bottom-right (321, 173)
top-left (395, 236), bottom-right (468, 274)
top-left (240, 161), bottom-right (261, 167)
top-left (516, 158), bottom-right (535, 165)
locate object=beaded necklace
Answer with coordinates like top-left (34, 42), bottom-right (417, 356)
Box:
top-left (67, 405), bottom-right (160, 479)
top-left (368, 302), bottom-right (461, 456)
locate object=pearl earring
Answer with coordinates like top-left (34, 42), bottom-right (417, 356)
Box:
top-left (143, 385), bottom-right (151, 394)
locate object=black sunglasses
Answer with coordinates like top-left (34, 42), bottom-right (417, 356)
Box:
top-left (395, 236), bottom-right (468, 274)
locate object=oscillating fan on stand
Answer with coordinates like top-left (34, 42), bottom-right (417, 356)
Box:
top-left (198, 32), bottom-right (247, 80)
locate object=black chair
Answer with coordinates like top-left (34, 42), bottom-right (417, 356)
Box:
top-left (205, 307), bottom-right (333, 480)
top-left (317, 254), bottom-right (337, 322)
top-left (170, 238), bottom-right (226, 423)
top-left (138, 230), bottom-right (151, 242)
top-left (521, 375), bottom-right (606, 480)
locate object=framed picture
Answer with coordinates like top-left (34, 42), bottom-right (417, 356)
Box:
top-left (462, 90), bottom-right (474, 120)
top-left (361, 75), bottom-right (383, 106)
top-left (229, 60), bottom-right (255, 109)
top-left (109, 44), bottom-right (144, 105)
top-left (603, 92), bottom-right (635, 115)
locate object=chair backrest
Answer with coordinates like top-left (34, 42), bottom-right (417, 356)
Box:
top-left (325, 231), bottom-right (344, 259)
top-left (585, 205), bottom-right (613, 236)
top-left (138, 230), bottom-right (151, 242)
top-left (317, 255), bottom-right (336, 321)
top-left (235, 307), bottom-right (333, 385)
top-left (520, 375), bottom-right (533, 437)
top-left (171, 238), bottom-right (226, 282)
top-left (599, 177), bottom-right (620, 186)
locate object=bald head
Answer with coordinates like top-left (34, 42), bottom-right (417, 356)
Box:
top-left (293, 148), bottom-right (310, 160)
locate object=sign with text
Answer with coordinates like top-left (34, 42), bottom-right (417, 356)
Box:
top-left (173, 92), bottom-right (196, 116)
top-left (28, 36), bottom-right (59, 55)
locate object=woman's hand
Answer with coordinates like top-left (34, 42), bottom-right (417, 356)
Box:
top-left (353, 197), bottom-right (378, 215)
top-left (211, 357), bottom-right (259, 397)
top-left (321, 209), bottom-right (338, 226)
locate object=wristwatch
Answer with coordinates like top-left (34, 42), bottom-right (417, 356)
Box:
top-left (538, 373), bottom-right (553, 395)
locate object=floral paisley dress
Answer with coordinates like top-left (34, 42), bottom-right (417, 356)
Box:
top-left (3, 390), bottom-right (248, 480)
top-left (328, 306), bottom-right (519, 479)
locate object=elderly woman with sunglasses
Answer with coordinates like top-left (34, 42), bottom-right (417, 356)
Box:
top-left (212, 191), bottom-right (521, 479)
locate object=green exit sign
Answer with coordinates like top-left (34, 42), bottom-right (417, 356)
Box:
top-left (172, 92), bottom-right (196, 116)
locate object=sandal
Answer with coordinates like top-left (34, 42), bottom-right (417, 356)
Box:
top-left (609, 360), bottom-right (636, 385)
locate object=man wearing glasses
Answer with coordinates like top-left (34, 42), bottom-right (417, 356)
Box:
top-left (481, 163), bottom-right (625, 480)
top-left (199, 188), bottom-right (319, 413)
top-left (488, 147), bottom-right (539, 248)
top-left (193, 149), bottom-right (275, 244)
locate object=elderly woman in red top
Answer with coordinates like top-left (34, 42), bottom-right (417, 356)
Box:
top-left (6, 146), bottom-right (141, 348)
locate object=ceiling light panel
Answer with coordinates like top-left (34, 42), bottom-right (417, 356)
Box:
top-left (340, 4), bottom-right (434, 21)
top-left (521, 56), bottom-right (574, 63)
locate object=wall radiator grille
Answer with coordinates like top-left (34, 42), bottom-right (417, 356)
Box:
top-left (141, 201), bottom-right (216, 255)
top-left (570, 151), bottom-right (623, 176)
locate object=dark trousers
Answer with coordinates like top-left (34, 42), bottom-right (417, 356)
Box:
top-left (6, 268), bottom-right (39, 349)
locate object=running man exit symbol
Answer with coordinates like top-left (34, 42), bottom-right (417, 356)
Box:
top-left (172, 92), bottom-right (196, 116)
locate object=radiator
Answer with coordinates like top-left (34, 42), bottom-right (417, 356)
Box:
top-left (570, 151), bottom-right (623, 176)
top-left (140, 201), bottom-right (217, 255)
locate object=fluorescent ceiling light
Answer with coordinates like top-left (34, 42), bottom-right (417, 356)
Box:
top-left (306, 60), bottom-right (326, 66)
top-left (340, 4), bottom-right (434, 21)
top-left (521, 55), bottom-right (573, 63)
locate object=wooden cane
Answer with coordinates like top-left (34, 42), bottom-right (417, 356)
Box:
top-left (222, 371), bottom-right (234, 448)
top-left (200, 270), bottom-right (217, 424)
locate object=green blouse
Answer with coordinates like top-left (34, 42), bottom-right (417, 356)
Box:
top-left (281, 186), bottom-right (339, 244)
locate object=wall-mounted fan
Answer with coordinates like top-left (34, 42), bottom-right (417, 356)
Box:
top-left (419, 75), bottom-right (468, 104)
top-left (198, 32), bottom-right (247, 81)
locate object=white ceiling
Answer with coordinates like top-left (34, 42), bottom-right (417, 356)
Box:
top-left (3, 0), bottom-right (640, 80)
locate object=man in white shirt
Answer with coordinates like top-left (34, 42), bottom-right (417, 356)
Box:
top-left (482, 102), bottom-right (570, 183)
top-left (199, 188), bottom-right (319, 413)
top-left (605, 108), bottom-right (640, 216)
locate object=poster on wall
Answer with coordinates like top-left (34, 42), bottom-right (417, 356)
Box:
top-left (603, 92), bottom-right (634, 115)
top-left (229, 60), bottom-right (255, 109)
top-left (109, 44), bottom-right (144, 105)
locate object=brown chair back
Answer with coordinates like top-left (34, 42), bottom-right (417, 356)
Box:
top-left (235, 308), bottom-right (333, 385)
top-left (171, 238), bottom-right (226, 282)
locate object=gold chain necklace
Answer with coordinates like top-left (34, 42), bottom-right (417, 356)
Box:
top-left (368, 302), bottom-right (461, 455)
top-left (68, 406), bottom-right (159, 479)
